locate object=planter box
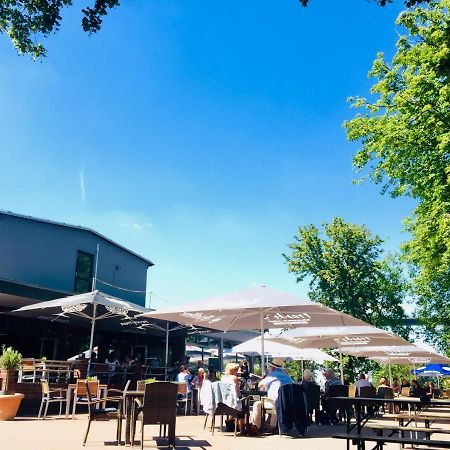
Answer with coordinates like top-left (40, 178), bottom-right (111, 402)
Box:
top-left (0, 393), bottom-right (24, 420)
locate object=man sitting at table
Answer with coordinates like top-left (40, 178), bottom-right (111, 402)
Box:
top-left (321, 368), bottom-right (342, 425)
top-left (355, 373), bottom-right (372, 395)
top-left (250, 357), bottom-right (294, 433)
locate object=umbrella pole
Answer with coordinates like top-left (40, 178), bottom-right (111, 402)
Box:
top-left (260, 312), bottom-right (265, 376)
top-left (339, 348), bottom-right (344, 383)
top-left (164, 323), bottom-right (169, 381)
top-left (301, 357), bottom-right (304, 374)
top-left (87, 304), bottom-right (97, 376)
top-left (388, 359), bottom-right (393, 386)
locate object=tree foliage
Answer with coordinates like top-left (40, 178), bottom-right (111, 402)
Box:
top-left (0, 0), bottom-right (437, 58)
top-left (284, 217), bottom-right (408, 336)
top-left (0, 0), bottom-right (119, 58)
top-left (344, 1), bottom-right (450, 353)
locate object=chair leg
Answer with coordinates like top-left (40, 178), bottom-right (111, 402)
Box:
top-left (203, 414), bottom-right (208, 429)
top-left (211, 415), bottom-right (215, 435)
top-left (59, 400), bottom-right (63, 417)
top-left (141, 422), bottom-right (144, 450)
top-left (44, 399), bottom-right (50, 419)
top-left (72, 399), bottom-right (77, 419)
top-left (38, 399), bottom-right (44, 418)
top-left (83, 417), bottom-right (92, 446)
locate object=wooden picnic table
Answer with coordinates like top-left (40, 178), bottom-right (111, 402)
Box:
top-left (331, 396), bottom-right (450, 450)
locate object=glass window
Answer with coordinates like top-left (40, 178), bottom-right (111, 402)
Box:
top-left (74, 251), bottom-right (94, 293)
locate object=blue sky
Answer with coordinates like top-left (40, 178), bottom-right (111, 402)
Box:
top-left (0, 0), bottom-right (416, 308)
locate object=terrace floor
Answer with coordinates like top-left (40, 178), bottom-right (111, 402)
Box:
top-left (0, 413), bottom-right (429, 450)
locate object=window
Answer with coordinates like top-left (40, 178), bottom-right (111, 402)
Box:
top-left (74, 251), bottom-right (94, 294)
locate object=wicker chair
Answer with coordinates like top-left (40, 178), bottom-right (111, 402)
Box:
top-left (38, 379), bottom-right (67, 419)
top-left (136, 380), bottom-right (146, 392)
top-left (82, 381), bottom-right (123, 446)
top-left (131, 382), bottom-right (178, 449)
top-left (72, 379), bottom-right (100, 418)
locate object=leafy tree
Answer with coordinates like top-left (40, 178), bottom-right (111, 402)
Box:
top-left (0, 0), bottom-right (435, 59)
top-left (344, 1), bottom-right (450, 354)
top-left (284, 217), bottom-right (409, 336)
top-left (0, 0), bottom-right (119, 58)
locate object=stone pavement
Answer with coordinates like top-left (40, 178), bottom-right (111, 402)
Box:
top-left (0, 414), bottom-right (408, 450)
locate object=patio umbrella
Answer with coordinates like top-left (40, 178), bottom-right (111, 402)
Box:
top-left (140, 286), bottom-right (368, 373)
top-left (412, 364), bottom-right (450, 377)
top-left (275, 325), bottom-right (410, 382)
top-left (10, 290), bottom-right (152, 373)
top-left (232, 334), bottom-right (337, 363)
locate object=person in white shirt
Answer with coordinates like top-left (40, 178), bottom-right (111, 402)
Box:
top-left (355, 373), bottom-right (372, 395)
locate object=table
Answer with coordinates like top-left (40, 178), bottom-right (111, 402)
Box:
top-left (332, 396), bottom-right (450, 450)
top-left (64, 383), bottom-right (108, 418)
top-left (123, 390), bottom-right (144, 445)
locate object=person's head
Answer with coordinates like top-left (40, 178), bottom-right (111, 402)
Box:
top-left (179, 365), bottom-right (189, 373)
top-left (241, 360), bottom-right (248, 367)
top-left (379, 377), bottom-right (387, 386)
top-left (225, 363), bottom-right (239, 375)
top-left (430, 382), bottom-right (436, 388)
top-left (401, 378), bottom-right (408, 385)
top-left (424, 381), bottom-right (430, 387)
top-left (324, 368), bottom-right (335, 380)
top-left (197, 367), bottom-right (205, 376)
top-left (302, 369), bottom-right (313, 382)
top-left (202, 368), bottom-right (210, 380)
top-left (411, 379), bottom-right (419, 387)
top-left (344, 374), bottom-right (350, 382)
top-left (268, 357), bottom-right (285, 372)
top-left (359, 373), bottom-right (366, 380)
top-left (125, 354), bottom-right (132, 362)
top-left (392, 377), bottom-right (398, 385)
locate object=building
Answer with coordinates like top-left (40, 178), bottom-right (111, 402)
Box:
top-left (0, 211), bottom-right (185, 366)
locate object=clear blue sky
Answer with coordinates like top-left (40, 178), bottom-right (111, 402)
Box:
top-left (0, 0), bottom-right (416, 308)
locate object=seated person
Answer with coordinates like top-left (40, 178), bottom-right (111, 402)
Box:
top-left (192, 368), bottom-right (205, 387)
top-left (355, 373), bottom-right (372, 395)
top-left (176, 365), bottom-right (192, 392)
top-left (409, 379), bottom-right (420, 397)
top-left (251, 358), bottom-right (294, 433)
top-left (238, 360), bottom-right (250, 380)
top-left (391, 377), bottom-right (401, 395)
top-left (106, 352), bottom-right (119, 372)
top-left (123, 354), bottom-right (135, 367)
top-left (221, 363), bottom-right (247, 434)
top-left (321, 368), bottom-right (342, 424)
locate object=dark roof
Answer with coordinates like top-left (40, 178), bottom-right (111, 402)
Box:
top-left (0, 210), bottom-right (154, 266)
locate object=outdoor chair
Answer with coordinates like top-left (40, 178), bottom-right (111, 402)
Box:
top-left (38, 379), bottom-right (67, 419)
top-left (107, 380), bottom-right (130, 415)
top-left (400, 386), bottom-right (410, 397)
top-left (83, 381), bottom-right (123, 446)
top-left (260, 395), bottom-right (279, 435)
top-left (328, 384), bottom-right (349, 422)
top-left (131, 381), bottom-right (178, 449)
top-left (177, 382), bottom-right (192, 415)
top-left (72, 379), bottom-right (100, 418)
top-left (137, 380), bottom-right (146, 391)
top-left (348, 385), bottom-right (357, 398)
top-left (19, 358), bottom-right (37, 383)
top-left (303, 383), bottom-right (321, 424)
top-left (358, 386), bottom-right (377, 416)
top-left (376, 386), bottom-right (394, 414)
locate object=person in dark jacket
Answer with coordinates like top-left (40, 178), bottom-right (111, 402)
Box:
top-left (276, 383), bottom-right (308, 436)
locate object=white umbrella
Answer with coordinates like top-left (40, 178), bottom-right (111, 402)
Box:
top-left (140, 286), bottom-right (368, 373)
top-left (276, 325), bottom-right (410, 382)
top-left (232, 334), bottom-right (337, 363)
top-left (11, 290), bottom-right (151, 373)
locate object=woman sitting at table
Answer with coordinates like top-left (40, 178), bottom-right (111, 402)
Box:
top-left (409, 379), bottom-right (420, 397)
top-left (191, 367), bottom-right (205, 388)
top-left (176, 365), bottom-right (192, 391)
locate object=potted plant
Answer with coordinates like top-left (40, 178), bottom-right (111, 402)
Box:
top-left (0, 346), bottom-right (22, 394)
top-left (0, 346), bottom-right (24, 420)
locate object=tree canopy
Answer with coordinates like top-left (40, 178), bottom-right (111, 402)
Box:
top-left (344, 1), bottom-right (450, 353)
top-left (0, 0), bottom-right (436, 58)
top-left (284, 217), bottom-right (408, 337)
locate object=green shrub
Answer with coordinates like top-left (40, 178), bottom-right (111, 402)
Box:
top-left (0, 346), bottom-right (22, 370)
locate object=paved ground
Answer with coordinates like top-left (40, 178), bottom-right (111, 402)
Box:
top-left (0, 413), bottom-right (412, 450)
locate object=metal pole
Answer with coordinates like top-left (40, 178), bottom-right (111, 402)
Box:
top-left (339, 348), bottom-right (344, 383)
top-left (92, 244), bottom-right (100, 290)
top-left (388, 360), bottom-right (393, 386)
top-left (164, 323), bottom-right (169, 381)
top-left (87, 304), bottom-right (97, 375)
top-left (301, 357), bottom-right (304, 374)
top-left (219, 338), bottom-right (224, 373)
top-left (260, 312), bottom-right (265, 375)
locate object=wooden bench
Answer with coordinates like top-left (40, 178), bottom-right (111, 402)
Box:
top-left (367, 423), bottom-right (450, 436)
top-left (333, 432), bottom-right (450, 448)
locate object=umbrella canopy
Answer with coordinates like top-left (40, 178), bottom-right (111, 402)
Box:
top-left (410, 364), bottom-right (450, 377)
top-left (141, 286), bottom-right (368, 372)
top-left (11, 290), bottom-right (153, 372)
top-left (277, 325), bottom-right (410, 350)
top-left (232, 334), bottom-right (337, 363)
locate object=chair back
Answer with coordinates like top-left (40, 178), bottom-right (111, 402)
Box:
top-left (377, 386), bottom-right (394, 399)
top-left (40, 379), bottom-right (50, 396)
top-left (400, 386), bottom-right (410, 397)
top-left (359, 385), bottom-right (376, 398)
top-left (136, 380), bottom-right (146, 391)
top-left (177, 382), bottom-right (188, 396)
top-left (328, 384), bottom-right (349, 398)
top-left (141, 382), bottom-right (178, 425)
top-left (348, 385), bottom-right (357, 398)
top-left (303, 382), bottom-right (320, 410)
top-left (75, 379), bottom-right (99, 398)
top-left (21, 358), bottom-right (35, 370)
